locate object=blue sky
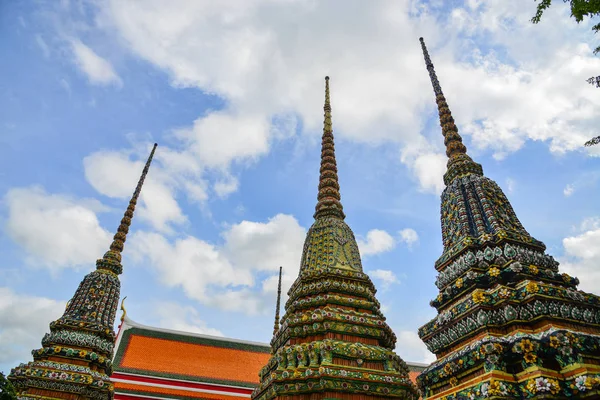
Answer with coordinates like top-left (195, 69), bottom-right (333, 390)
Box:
top-left (1, 0), bottom-right (600, 373)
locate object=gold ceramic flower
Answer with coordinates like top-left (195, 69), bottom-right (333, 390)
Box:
top-left (520, 339), bottom-right (534, 353)
top-left (472, 290), bottom-right (486, 304)
top-left (524, 352), bottom-right (537, 364)
top-left (529, 265), bottom-right (539, 275)
top-left (526, 281), bottom-right (539, 293)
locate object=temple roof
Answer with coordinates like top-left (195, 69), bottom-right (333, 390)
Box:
top-left (112, 315), bottom-right (425, 400)
top-left (115, 316), bottom-right (271, 386)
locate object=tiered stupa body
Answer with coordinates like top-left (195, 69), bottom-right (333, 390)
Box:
top-left (417, 38), bottom-right (600, 399)
top-left (9, 144), bottom-right (157, 400)
top-left (252, 78), bottom-right (419, 400)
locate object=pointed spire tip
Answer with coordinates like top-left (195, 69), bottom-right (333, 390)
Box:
top-left (273, 266), bottom-right (283, 336)
top-left (314, 76), bottom-right (345, 219)
top-left (97, 143), bottom-right (157, 273)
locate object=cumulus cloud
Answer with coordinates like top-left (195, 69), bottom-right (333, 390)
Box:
top-left (394, 330), bottom-right (436, 364)
top-left (398, 228), bottom-right (419, 248)
top-left (0, 288), bottom-right (65, 370)
top-left (4, 186), bottom-right (112, 271)
top-left (368, 269), bottom-right (400, 291)
top-left (173, 111), bottom-right (271, 168)
top-left (87, 0), bottom-right (599, 194)
top-left (358, 229), bottom-right (396, 256)
top-left (129, 214), bottom-right (306, 314)
top-left (83, 147), bottom-right (188, 233)
top-left (560, 216), bottom-right (600, 293)
top-left (155, 302), bottom-right (223, 336)
top-left (70, 38), bottom-right (121, 86)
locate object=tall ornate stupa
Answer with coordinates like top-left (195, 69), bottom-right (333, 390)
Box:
top-left (417, 38), bottom-right (600, 399)
top-left (9, 144), bottom-right (158, 400)
top-left (252, 78), bottom-right (419, 400)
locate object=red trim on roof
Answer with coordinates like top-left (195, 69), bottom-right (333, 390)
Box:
top-left (112, 372), bottom-right (254, 395)
top-left (115, 394), bottom-right (159, 400)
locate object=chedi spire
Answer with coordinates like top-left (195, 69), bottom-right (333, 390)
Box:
top-left (9, 144), bottom-right (157, 400)
top-left (97, 143), bottom-right (157, 275)
top-left (272, 266), bottom-right (282, 337)
top-left (419, 37), bottom-right (483, 186)
top-left (417, 38), bottom-right (600, 400)
top-left (314, 76), bottom-right (345, 220)
top-left (252, 78), bottom-right (418, 400)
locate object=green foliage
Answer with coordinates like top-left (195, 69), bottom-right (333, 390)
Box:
top-left (0, 372), bottom-right (17, 400)
top-left (532, 0), bottom-right (600, 54)
top-left (584, 135), bottom-right (600, 146)
top-left (532, 1), bottom-right (600, 146)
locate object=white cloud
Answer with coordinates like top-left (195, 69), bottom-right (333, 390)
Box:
top-left (129, 213), bottom-right (306, 314)
top-left (560, 216), bottom-right (600, 293)
top-left (70, 38), bottom-right (122, 86)
top-left (4, 186), bottom-right (111, 271)
top-left (564, 184), bottom-right (574, 197)
top-left (505, 177), bottom-right (515, 193)
top-left (398, 228), bottom-right (419, 248)
top-left (358, 229), bottom-right (396, 256)
top-left (403, 151), bottom-right (447, 194)
top-left (83, 148), bottom-right (187, 233)
top-left (174, 111), bottom-right (271, 168)
top-left (92, 0), bottom-right (444, 191)
top-left (394, 330), bottom-right (436, 364)
top-left (562, 171), bottom-right (600, 198)
top-left (86, 0), bottom-right (600, 194)
top-left (368, 269), bottom-right (400, 291)
top-left (0, 288), bottom-right (65, 368)
top-left (214, 175), bottom-right (239, 198)
top-left (155, 302), bottom-right (223, 336)
top-left (578, 216), bottom-right (600, 232)
top-left (222, 214), bottom-right (306, 273)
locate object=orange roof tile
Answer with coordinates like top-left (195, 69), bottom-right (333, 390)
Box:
top-left (120, 334), bottom-right (269, 385)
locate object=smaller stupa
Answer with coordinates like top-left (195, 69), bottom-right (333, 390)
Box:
top-left (9, 144), bottom-right (157, 400)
